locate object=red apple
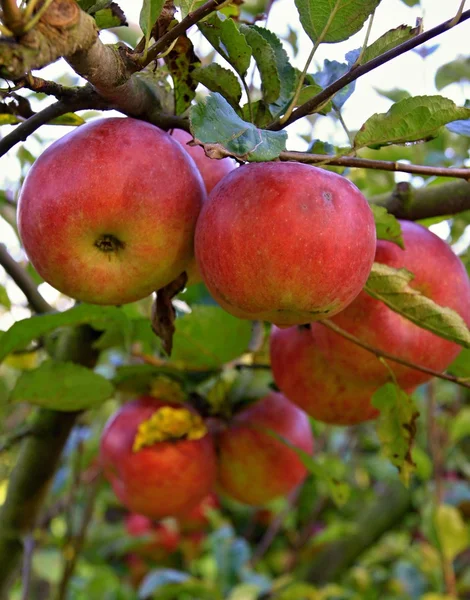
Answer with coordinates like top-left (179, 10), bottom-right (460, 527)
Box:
top-left (195, 162), bottom-right (376, 326)
top-left (270, 221), bottom-right (470, 424)
top-left (171, 129), bottom-right (235, 285)
top-left (177, 492), bottom-right (219, 533)
top-left (18, 117), bottom-right (206, 305)
top-left (125, 514), bottom-right (180, 558)
top-left (217, 392), bottom-right (314, 506)
top-left (100, 396), bottom-right (217, 519)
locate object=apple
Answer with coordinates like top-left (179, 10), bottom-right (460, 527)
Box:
top-left (100, 396), bottom-right (217, 519)
top-left (217, 392), bottom-right (314, 506)
top-left (270, 221), bottom-right (470, 424)
top-left (125, 513), bottom-right (180, 559)
top-left (195, 162), bottom-right (376, 326)
top-left (177, 492), bottom-right (219, 533)
top-left (171, 129), bottom-right (235, 285)
top-left (18, 117), bottom-right (206, 305)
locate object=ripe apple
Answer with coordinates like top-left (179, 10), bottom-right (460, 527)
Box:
top-left (177, 492), bottom-right (219, 533)
top-left (270, 221), bottom-right (470, 424)
top-left (18, 118), bottom-right (206, 305)
top-left (125, 513), bottom-right (180, 559)
top-left (100, 396), bottom-right (217, 519)
top-left (217, 392), bottom-right (314, 506)
top-left (195, 162), bottom-right (376, 326)
top-left (171, 129), bottom-right (235, 285)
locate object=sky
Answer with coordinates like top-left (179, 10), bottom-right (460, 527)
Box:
top-left (0, 0), bottom-right (468, 325)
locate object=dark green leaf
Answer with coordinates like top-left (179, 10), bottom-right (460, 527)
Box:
top-left (190, 92), bottom-right (287, 161)
top-left (165, 34), bottom-right (201, 115)
top-left (400, 0), bottom-right (419, 5)
top-left (199, 14), bottom-right (252, 77)
top-left (171, 305), bottom-right (252, 369)
top-left (448, 349), bottom-right (470, 378)
top-left (354, 95), bottom-right (470, 149)
top-left (295, 0), bottom-right (381, 44)
top-left (94, 4), bottom-right (128, 29)
top-left (0, 284), bottom-right (11, 309)
top-left (370, 205), bottom-right (404, 248)
top-left (240, 25), bottom-right (281, 104)
top-left (139, 0), bottom-right (165, 37)
top-left (10, 360), bottom-right (114, 411)
top-left (0, 304), bottom-right (131, 363)
top-left (192, 64), bottom-right (242, 109)
top-left (374, 88), bottom-right (411, 103)
top-left (365, 262), bottom-right (470, 347)
top-left (435, 56), bottom-right (470, 91)
top-left (372, 383), bottom-right (419, 485)
top-left (358, 24), bottom-right (420, 65)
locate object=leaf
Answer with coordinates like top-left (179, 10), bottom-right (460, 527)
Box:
top-left (240, 25), bottom-right (281, 105)
top-left (176, 0), bottom-right (206, 19)
top-left (294, 0), bottom-right (381, 45)
top-left (435, 56), bottom-right (470, 91)
top-left (139, 570), bottom-right (219, 600)
top-left (165, 34), bottom-right (201, 115)
top-left (365, 262), bottom-right (470, 348)
top-left (400, 0), bottom-right (419, 5)
top-left (449, 407), bottom-right (470, 443)
top-left (199, 14), bottom-right (252, 77)
top-left (151, 273), bottom-right (188, 356)
top-left (190, 93), bottom-right (287, 161)
top-left (139, 0), bottom-right (165, 38)
top-left (374, 88), bottom-right (411, 103)
top-left (354, 95), bottom-right (470, 150)
top-left (370, 205), bottom-right (404, 248)
top-left (49, 113), bottom-right (85, 126)
top-left (448, 348), bottom-right (470, 377)
top-left (447, 119), bottom-right (470, 136)
top-left (192, 64), bottom-right (242, 109)
top-left (171, 306), bottom-right (252, 369)
top-left (0, 304), bottom-right (130, 363)
top-left (313, 59), bottom-right (356, 109)
top-left (0, 114), bottom-right (20, 125)
top-left (10, 360), bottom-right (114, 411)
top-left (94, 3), bottom-right (127, 29)
top-left (0, 284), bottom-right (11, 309)
top-left (372, 383), bottom-right (419, 485)
top-left (358, 24), bottom-right (420, 65)
top-left (434, 504), bottom-right (469, 561)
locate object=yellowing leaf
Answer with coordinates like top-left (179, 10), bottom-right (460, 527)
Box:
top-left (434, 504), bottom-right (469, 562)
top-left (370, 205), bottom-right (404, 248)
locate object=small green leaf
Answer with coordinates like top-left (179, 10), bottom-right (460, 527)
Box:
top-left (139, 0), bottom-right (165, 39)
top-left (240, 25), bottom-right (281, 105)
top-left (449, 407), bottom-right (470, 443)
top-left (192, 64), bottom-right (242, 109)
top-left (94, 4), bottom-right (127, 29)
top-left (0, 114), bottom-right (20, 125)
top-left (175, 0), bottom-right (206, 18)
top-left (372, 383), bottom-right (419, 485)
top-left (354, 95), bottom-right (470, 150)
top-left (190, 92), bottom-right (287, 161)
top-left (171, 306), bottom-right (252, 369)
top-left (448, 348), bottom-right (470, 377)
top-left (295, 0), bottom-right (381, 45)
top-left (399, 0), bottom-right (419, 5)
top-left (359, 24), bottom-right (420, 65)
top-left (374, 88), bottom-right (411, 103)
top-left (434, 504), bottom-right (469, 561)
top-left (199, 14), bottom-right (252, 77)
top-left (0, 304), bottom-right (131, 363)
top-left (370, 205), bottom-right (404, 248)
top-left (49, 113), bottom-right (85, 126)
top-left (365, 262), bottom-right (470, 348)
top-left (0, 284), bottom-right (11, 309)
top-left (435, 56), bottom-right (470, 91)
top-left (165, 34), bottom-right (201, 115)
top-left (10, 360), bottom-right (114, 411)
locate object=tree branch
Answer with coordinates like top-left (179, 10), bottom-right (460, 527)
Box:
top-left (269, 8), bottom-right (470, 130)
top-left (320, 320), bottom-right (470, 390)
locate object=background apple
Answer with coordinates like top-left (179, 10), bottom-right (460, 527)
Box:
top-left (195, 162), bottom-right (376, 326)
top-left (18, 117), bottom-right (206, 305)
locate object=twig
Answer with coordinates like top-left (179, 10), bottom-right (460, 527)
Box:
top-left (1, 0), bottom-right (23, 34)
top-left (320, 319), bottom-right (470, 390)
top-left (20, 535), bottom-right (35, 600)
top-left (0, 245), bottom-right (52, 314)
top-left (0, 425), bottom-right (35, 453)
top-left (269, 8), bottom-right (470, 130)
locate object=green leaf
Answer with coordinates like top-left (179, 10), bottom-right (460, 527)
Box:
top-left (372, 383), bottom-right (419, 485)
top-left (435, 56), bottom-right (470, 90)
top-left (434, 504), bottom-right (469, 561)
top-left (354, 95), bottom-right (470, 149)
top-left (294, 0), bottom-right (381, 45)
top-left (199, 14), bottom-right (252, 77)
top-left (0, 304), bottom-right (131, 363)
top-left (49, 113), bottom-right (85, 126)
top-left (165, 34), bottom-right (201, 115)
top-left (0, 114), bottom-right (20, 125)
top-left (449, 407), bottom-right (470, 443)
top-left (10, 360), bottom-right (114, 411)
top-left (374, 87), bottom-right (411, 103)
top-left (448, 348), bottom-right (470, 377)
top-left (370, 205), bottom-right (404, 248)
top-left (365, 262), bottom-right (470, 348)
top-left (0, 284), bottom-right (11, 310)
top-left (175, 0), bottom-right (206, 18)
top-left (359, 24), bottom-right (420, 65)
top-left (171, 306), bottom-right (252, 369)
top-left (313, 59), bottom-right (355, 109)
top-left (400, 0), bottom-right (419, 5)
top-left (239, 25), bottom-right (281, 104)
top-left (192, 64), bottom-right (242, 109)
top-left (190, 92), bottom-right (287, 161)
top-left (139, 0), bottom-right (164, 37)
top-left (94, 4), bottom-right (127, 29)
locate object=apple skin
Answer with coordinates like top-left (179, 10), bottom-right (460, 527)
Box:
top-left (195, 162), bottom-right (376, 326)
top-left (217, 392), bottom-right (314, 506)
top-left (270, 221), bottom-right (470, 425)
top-left (171, 129), bottom-right (235, 286)
top-left (125, 513), bottom-right (180, 558)
top-left (99, 396), bottom-right (217, 519)
top-left (18, 118), bottom-right (206, 305)
top-left (177, 492), bottom-right (219, 534)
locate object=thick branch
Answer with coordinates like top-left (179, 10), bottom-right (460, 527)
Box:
top-left (269, 8), bottom-right (470, 130)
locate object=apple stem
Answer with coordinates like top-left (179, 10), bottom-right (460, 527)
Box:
top-left (94, 234), bottom-right (125, 253)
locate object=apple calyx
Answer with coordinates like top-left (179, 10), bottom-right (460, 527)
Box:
top-left (94, 233), bottom-right (126, 254)
top-left (132, 406), bottom-right (207, 451)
